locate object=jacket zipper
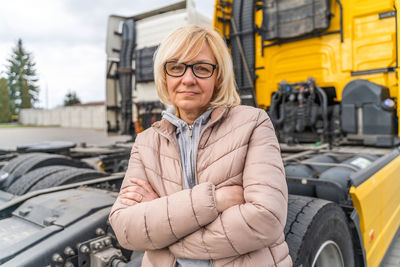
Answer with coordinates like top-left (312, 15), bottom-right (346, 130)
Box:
top-left (188, 124), bottom-right (193, 137)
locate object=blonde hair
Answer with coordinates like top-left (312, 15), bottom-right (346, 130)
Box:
top-left (153, 25), bottom-right (240, 108)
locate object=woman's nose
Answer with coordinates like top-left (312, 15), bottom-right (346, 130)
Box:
top-left (181, 67), bottom-right (196, 85)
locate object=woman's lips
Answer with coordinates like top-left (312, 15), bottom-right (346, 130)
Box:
top-left (178, 91), bottom-right (199, 96)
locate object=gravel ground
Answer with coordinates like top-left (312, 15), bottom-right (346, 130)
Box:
top-left (0, 126), bottom-right (132, 150)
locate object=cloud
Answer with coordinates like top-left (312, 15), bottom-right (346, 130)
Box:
top-left (0, 0), bottom-right (214, 108)
top-left (36, 43), bottom-right (106, 108)
top-left (0, 1), bottom-right (97, 45)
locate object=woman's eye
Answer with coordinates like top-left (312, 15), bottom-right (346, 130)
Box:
top-left (194, 64), bottom-right (211, 73)
top-left (170, 65), bottom-right (184, 72)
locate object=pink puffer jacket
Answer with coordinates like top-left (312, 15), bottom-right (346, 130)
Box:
top-left (109, 105), bottom-right (292, 267)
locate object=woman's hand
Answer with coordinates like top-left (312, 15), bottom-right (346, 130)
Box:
top-left (119, 178), bottom-right (159, 206)
top-left (215, 185), bottom-right (245, 213)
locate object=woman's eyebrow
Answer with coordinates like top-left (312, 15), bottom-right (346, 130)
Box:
top-left (188, 59), bottom-right (216, 64)
top-left (171, 57), bottom-right (216, 64)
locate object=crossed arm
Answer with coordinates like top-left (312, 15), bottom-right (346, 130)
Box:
top-left (121, 179), bottom-right (254, 259)
top-left (119, 178), bottom-right (244, 214)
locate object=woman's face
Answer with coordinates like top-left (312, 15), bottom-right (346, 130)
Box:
top-left (166, 43), bottom-right (217, 117)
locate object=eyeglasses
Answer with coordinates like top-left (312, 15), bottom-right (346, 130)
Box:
top-left (164, 61), bottom-right (217, 78)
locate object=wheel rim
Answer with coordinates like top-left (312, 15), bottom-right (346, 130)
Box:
top-left (311, 240), bottom-right (344, 267)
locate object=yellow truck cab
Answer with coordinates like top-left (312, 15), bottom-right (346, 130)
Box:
top-left (213, 0), bottom-right (400, 266)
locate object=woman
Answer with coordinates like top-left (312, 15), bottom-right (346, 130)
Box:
top-left (109, 25), bottom-right (292, 267)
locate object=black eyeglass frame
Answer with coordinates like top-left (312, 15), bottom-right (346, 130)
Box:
top-left (164, 61), bottom-right (217, 79)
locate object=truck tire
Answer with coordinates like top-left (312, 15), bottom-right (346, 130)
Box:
top-left (28, 167), bottom-right (106, 192)
top-left (1, 153), bottom-right (92, 191)
top-left (10, 153), bottom-right (89, 179)
top-left (285, 195), bottom-right (355, 267)
top-left (1, 153), bottom-right (39, 173)
top-left (6, 165), bottom-right (70, 195)
top-left (0, 153), bottom-right (53, 190)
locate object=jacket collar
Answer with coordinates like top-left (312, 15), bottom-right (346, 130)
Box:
top-left (161, 107), bottom-right (214, 135)
top-left (152, 105), bottom-right (230, 138)
top-left (208, 105), bottom-right (229, 127)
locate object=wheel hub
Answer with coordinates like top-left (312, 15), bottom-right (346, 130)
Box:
top-left (312, 240), bottom-right (344, 267)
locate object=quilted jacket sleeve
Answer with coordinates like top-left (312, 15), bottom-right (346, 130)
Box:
top-left (169, 110), bottom-right (288, 259)
top-left (109, 137), bottom-right (219, 251)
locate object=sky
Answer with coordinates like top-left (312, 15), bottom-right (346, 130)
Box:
top-left (0, 0), bottom-right (214, 109)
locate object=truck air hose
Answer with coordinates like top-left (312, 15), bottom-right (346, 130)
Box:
top-left (231, 0), bottom-right (244, 88)
top-left (296, 91), bottom-right (306, 132)
top-left (270, 92), bottom-right (285, 126)
top-left (118, 19), bottom-right (136, 135)
top-left (283, 93), bottom-right (297, 133)
top-left (314, 84), bottom-right (329, 136)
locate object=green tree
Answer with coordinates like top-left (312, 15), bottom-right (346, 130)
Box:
top-left (0, 78), bottom-right (12, 122)
top-left (6, 38), bottom-right (39, 113)
top-left (63, 90), bottom-right (81, 106)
